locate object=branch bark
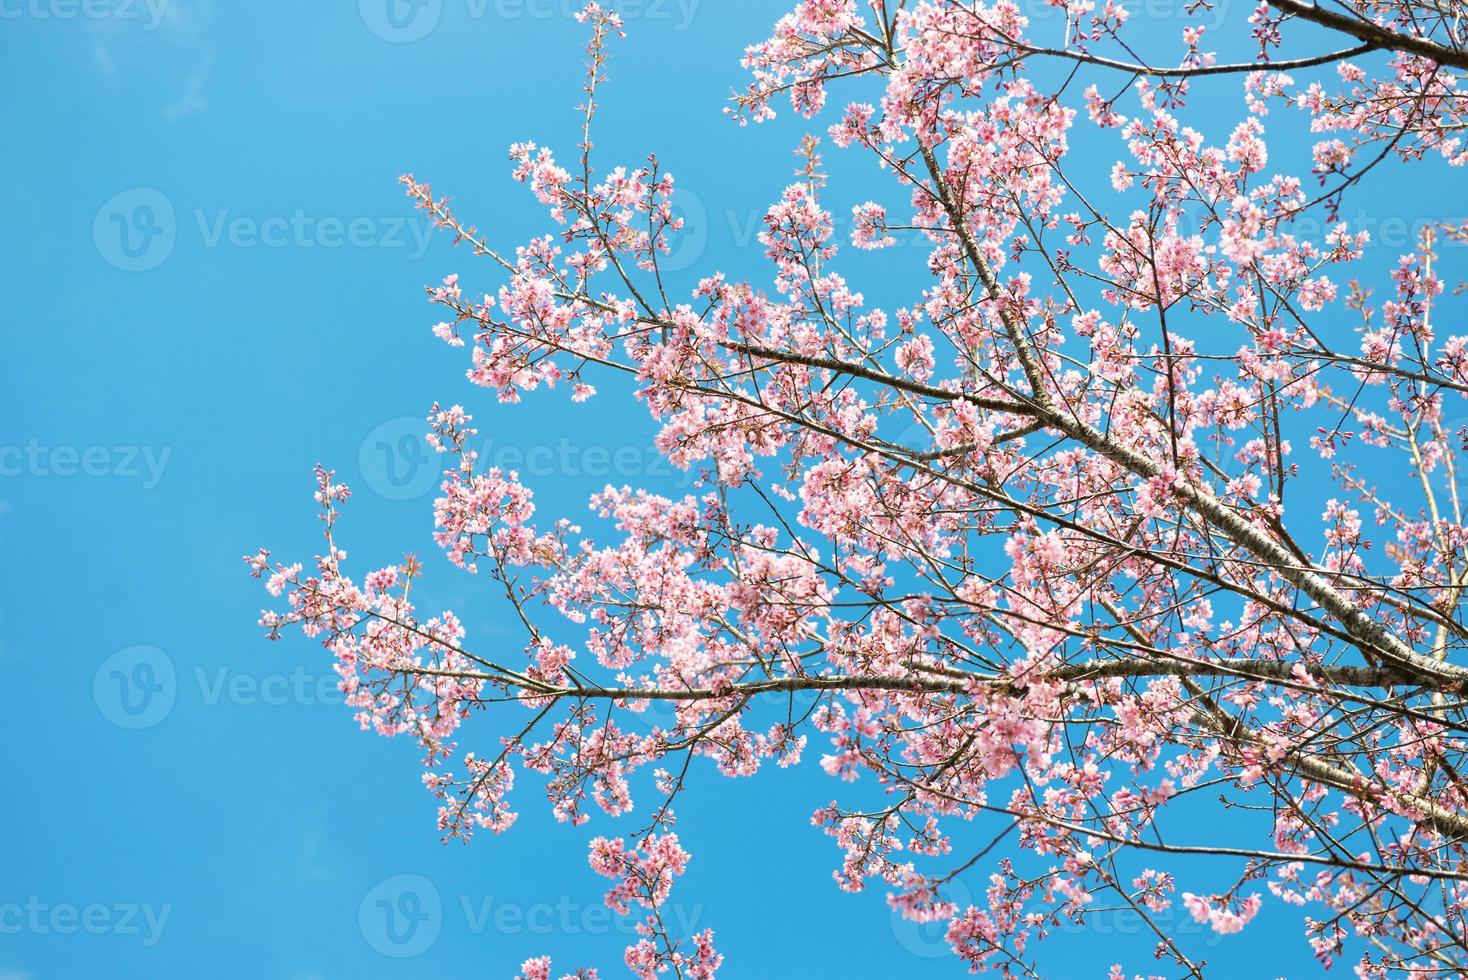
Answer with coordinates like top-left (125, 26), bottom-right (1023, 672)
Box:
top-left (1268, 0), bottom-right (1468, 70)
top-left (909, 143), bottom-right (1468, 687)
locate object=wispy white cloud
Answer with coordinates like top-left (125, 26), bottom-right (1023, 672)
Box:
top-left (88, 0), bottom-right (216, 120)
top-left (161, 61), bottom-right (211, 120)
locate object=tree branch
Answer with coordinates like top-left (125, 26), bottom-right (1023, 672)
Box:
top-left (1269, 0), bottom-right (1468, 70)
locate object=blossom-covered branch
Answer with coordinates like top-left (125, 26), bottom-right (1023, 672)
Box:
top-left (251, 1), bottom-right (1468, 975)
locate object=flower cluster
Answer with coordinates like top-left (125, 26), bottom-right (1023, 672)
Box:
top-left (251, 1), bottom-right (1468, 976)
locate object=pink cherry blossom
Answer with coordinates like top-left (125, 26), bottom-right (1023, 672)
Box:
top-left (250, 1), bottom-right (1468, 975)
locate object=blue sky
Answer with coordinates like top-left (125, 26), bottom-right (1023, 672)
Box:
top-left (3, 1), bottom-right (1463, 977)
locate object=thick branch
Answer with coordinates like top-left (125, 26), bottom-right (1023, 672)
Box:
top-left (1015, 40), bottom-right (1377, 77)
top-left (1269, 0), bottom-right (1468, 70)
top-left (910, 144), bottom-right (1468, 686)
top-left (422, 656), bottom-right (1464, 699)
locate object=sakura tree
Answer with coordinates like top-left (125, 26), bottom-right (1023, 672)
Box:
top-left (248, 1), bottom-right (1468, 975)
